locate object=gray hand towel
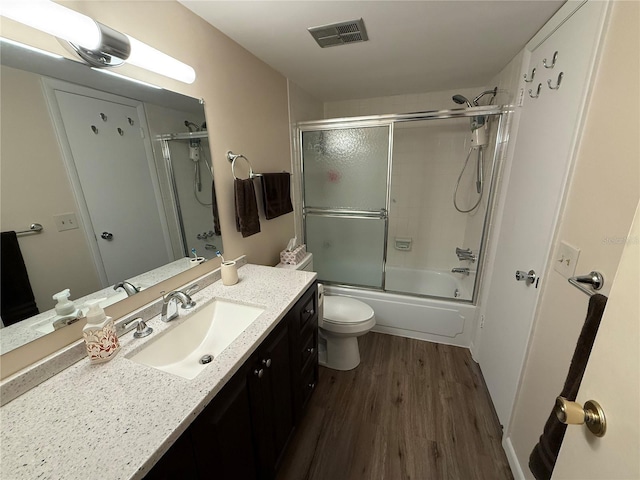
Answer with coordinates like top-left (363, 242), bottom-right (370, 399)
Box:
top-left (234, 178), bottom-right (260, 237)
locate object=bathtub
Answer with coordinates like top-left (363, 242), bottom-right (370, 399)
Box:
top-left (325, 282), bottom-right (476, 347)
top-left (384, 266), bottom-right (470, 299)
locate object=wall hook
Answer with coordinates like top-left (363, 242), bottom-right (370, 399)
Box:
top-left (524, 67), bottom-right (536, 83)
top-left (528, 83), bottom-right (542, 99)
top-left (543, 51), bottom-right (558, 69)
top-left (548, 72), bottom-right (564, 90)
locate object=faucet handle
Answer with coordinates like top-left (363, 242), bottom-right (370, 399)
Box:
top-left (184, 284), bottom-right (200, 296)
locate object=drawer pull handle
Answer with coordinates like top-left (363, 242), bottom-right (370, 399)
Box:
top-left (254, 368), bottom-right (264, 378)
top-left (306, 347), bottom-right (315, 354)
top-left (308, 382), bottom-right (316, 390)
top-left (262, 358), bottom-right (272, 368)
top-left (304, 308), bottom-right (314, 315)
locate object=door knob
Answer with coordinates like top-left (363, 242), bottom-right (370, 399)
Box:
top-left (101, 232), bottom-right (114, 240)
top-left (515, 269), bottom-right (536, 285)
top-left (555, 396), bottom-right (606, 437)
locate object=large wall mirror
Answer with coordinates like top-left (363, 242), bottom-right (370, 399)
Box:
top-left (0, 40), bottom-right (223, 355)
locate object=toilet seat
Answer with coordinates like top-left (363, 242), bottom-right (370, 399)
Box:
top-left (323, 296), bottom-right (374, 326)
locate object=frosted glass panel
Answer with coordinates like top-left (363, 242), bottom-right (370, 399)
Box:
top-left (306, 215), bottom-right (385, 288)
top-left (303, 126), bottom-right (389, 210)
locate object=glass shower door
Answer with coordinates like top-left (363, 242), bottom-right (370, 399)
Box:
top-left (302, 125), bottom-right (390, 288)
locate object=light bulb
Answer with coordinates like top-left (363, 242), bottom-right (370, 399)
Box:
top-left (126, 35), bottom-right (196, 84)
top-left (0, 0), bottom-right (101, 51)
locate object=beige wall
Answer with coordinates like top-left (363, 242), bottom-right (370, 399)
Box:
top-left (1, 0), bottom-right (294, 376)
top-left (508, 2), bottom-right (640, 475)
top-left (0, 66), bottom-right (102, 312)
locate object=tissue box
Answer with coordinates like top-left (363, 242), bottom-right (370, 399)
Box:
top-left (280, 244), bottom-right (307, 265)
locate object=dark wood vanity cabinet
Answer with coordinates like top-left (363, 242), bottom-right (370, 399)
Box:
top-left (144, 282), bottom-right (318, 480)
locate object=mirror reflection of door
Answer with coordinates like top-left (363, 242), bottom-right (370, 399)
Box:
top-left (54, 90), bottom-right (172, 286)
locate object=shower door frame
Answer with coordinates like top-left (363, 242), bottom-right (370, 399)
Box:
top-left (298, 105), bottom-right (510, 305)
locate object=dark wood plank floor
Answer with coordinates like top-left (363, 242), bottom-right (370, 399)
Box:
top-left (277, 332), bottom-right (513, 480)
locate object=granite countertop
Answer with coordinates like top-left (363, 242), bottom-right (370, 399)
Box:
top-left (0, 264), bottom-right (316, 480)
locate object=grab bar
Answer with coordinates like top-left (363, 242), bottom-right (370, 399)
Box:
top-left (16, 223), bottom-right (43, 236)
top-left (568, 271), bottom-right (604, 297)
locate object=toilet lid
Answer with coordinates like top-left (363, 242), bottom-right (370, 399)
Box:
top-left (324, 296), bottom-right (374, 325)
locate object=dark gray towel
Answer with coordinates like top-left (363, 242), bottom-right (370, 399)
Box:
top-left (260, 173), bottom-right (293, 220)
top-left (234, 178), bottom-right (260, 238)
top-left (1, 231), bottom-right (39, 326)
top-left (529, 293), bottom-right (608, 480)
top-left (211, 179), bottom-right (221, 236)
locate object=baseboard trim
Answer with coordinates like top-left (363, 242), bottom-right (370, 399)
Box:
top-left (503, 436), bottom-right (526, 480)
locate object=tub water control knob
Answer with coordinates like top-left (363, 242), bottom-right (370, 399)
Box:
top-left (515, 269), bottom-right (536, 285)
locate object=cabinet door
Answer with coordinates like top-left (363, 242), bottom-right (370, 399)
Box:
top-left (144, 431), bottom-right (199, 480)
top-left (249, 321), bottom-right (295, 479)
top-left (190, 369), bottom-right (258, 480)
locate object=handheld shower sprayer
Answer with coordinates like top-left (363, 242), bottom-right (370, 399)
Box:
top-left (452, 94), bottom-right (473, 108)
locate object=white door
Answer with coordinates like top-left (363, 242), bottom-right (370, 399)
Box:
top-left (477, 1), bottom-right (609, 428)
top-left (55, 91), bottom-right (171, 285)
top-left (552, 202), bottom-right (639, 479)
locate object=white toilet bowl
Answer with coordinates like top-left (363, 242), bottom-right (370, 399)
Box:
top-left (319, 294), bottom-right (375, 371)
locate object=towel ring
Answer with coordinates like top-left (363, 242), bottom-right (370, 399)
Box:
top-left (227, 151), bottom-right (254, 180)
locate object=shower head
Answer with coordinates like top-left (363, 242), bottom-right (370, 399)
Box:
top-left (184, 120), bottom-right (201, 132)
top-left (473, 87), bottom-right (498, 106)
top-left (452, 94), bottom-right (473, 108)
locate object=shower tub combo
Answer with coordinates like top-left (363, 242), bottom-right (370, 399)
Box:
top-left (298, 97), bottom-right (508, 346)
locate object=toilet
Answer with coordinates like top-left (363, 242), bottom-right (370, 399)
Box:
top-left (276, 253), bottom-right (375, 371)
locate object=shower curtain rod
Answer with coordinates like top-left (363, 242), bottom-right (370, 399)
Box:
top-left (157, 131), bottom-right (209, 141)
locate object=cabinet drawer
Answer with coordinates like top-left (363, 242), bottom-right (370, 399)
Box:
top-left (299, 289), bottom-right (317, 331)
top-left (301, 360), bottom-right (318, 409)
top-left (300, 329), bottom-right (317, 371)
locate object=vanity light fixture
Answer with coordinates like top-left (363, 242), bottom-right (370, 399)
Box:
top-left (91, 68), bottom-right (163, 90)
top-left (0, 37), bottom-right (63, 59)
top-left (0, 0), bottom-right (196, 84)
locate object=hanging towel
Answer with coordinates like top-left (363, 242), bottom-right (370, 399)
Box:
top-left (1, 231), bottom-right (39, 326)
top-left (260, 173), bottom-right (293, 220)
top-left (528, 293), bottom-right (608, 480)
top-left (234, 178), bottom-right (261, 237)
top-left (211, 178), bottom-right (221, 236)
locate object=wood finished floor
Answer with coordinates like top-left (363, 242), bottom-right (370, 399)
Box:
top-left (277, 332), bottom-right (513, 480)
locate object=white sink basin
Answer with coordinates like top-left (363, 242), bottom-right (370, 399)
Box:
top-left (130, 299), bottom-right (265, 380)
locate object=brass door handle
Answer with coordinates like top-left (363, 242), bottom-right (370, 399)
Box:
top-left (555, 396), bottom-right (606, 437)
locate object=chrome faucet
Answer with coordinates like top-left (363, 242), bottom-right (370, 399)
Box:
top-left (451, 267), bottom-right (470, 276)
top-left (114, 281), bottom-right (140, 296)
top-left (455, 247), bottom-right (477, 263)
top-left (161, 288), bottom-right (197, 322)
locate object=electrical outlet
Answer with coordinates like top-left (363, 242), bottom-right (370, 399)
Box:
top-left (554, 241), bottom-right (580, 278)
top-left (53, 213), bottom-right (79, 232)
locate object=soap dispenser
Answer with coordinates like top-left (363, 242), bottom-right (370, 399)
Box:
top-left (51, 289), bottom-right (82, 330)
top-left (82, 300), bottom-right (120, 364)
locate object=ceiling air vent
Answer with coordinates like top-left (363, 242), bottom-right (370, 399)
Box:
top-left (308, 18), bottom-right (368, 48)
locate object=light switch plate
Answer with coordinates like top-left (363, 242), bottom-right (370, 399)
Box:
top-left (53, 213), bottom-right (79, 232)
top-left (554, 241), bottom-right (580, 278)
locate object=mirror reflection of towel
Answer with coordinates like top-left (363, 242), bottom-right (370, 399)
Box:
top-left (260, 173), bottom-right (293, 220)
top-left (211, 179), bottom-right (221, 236)
top-left (234, 178), bottom-right (261, 237)
top-left (1, 231), bottom-right (39, 326)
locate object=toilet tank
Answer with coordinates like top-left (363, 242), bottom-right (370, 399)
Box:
top-left (275, 253), bottom-right (313, 271)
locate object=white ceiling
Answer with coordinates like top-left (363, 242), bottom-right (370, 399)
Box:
top-left (180, 1), bottom-right (565, 101)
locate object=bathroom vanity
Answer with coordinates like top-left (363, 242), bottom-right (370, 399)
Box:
top-left (0, 264), bottom-right (318, 480)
